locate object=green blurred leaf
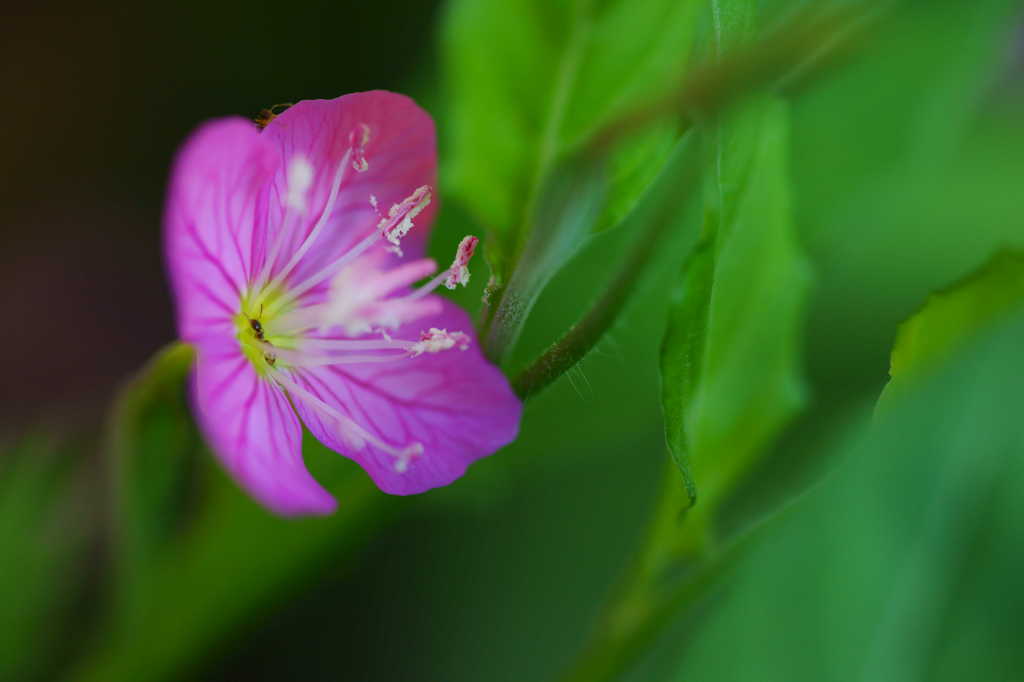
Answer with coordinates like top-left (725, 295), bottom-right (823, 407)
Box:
top-left (595, 123), bottom-right (681, 235)
top-left (443, 0), bottom-right (700, 259)
top-left (882, 251), bottom-right (1024, 403)
top-left (508, 131), bottom-right (702, 394)
top-left (661, 97), bottom-right (810, 520)
top-left (793, 0), bottom-right (1021, 389)
top-left (73, 456), bottom-right (392, 682)
top-left (674, 305), bottom-right (1024, 682)
top-left (453, 0), bottom-right (871, 365)
top-left (444, 0), bottom-right (699, 362)
top-left (699, 0), bottom-right (1024, 586)
top-left (72, 347), bottom-right (396, 682)
top-left (483, 154), bottom-right (609, 360)
top-left (423, 137), bottom-right (702, 511)
top-left (0, 436), bottom-right (88, 682)
top-left (659, 242), bottom-right (712, 507)
top-left (795, 0), bottom-right (1016, 217)
top-left (108, 342), bottom-right (200, 607)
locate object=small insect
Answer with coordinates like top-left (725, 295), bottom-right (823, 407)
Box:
top-left (254, 102), bottom-right (293, 130)
top-left (249, 304), bottom-right (266, 340)
top-left (248, 305), bottom-right (276, 366)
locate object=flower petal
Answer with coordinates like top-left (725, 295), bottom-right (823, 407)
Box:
top-left (164, 118), bottom-right (281, 342)
top-left (192, 339), bottom-right (336, 515)
top-left (259, 91), bottom-right (437, 285)
top-left (288, 300), bottom-right (522, 495)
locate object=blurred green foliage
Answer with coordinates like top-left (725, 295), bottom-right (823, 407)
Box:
top-left (443, 0), bottom-right (699, 254)
top-left (71, 345), bottom-right (398, 682)
top-left (677, 305), bottom-right (1024, 682)
top-left (2, 0), bottom-right (1023, 680)
top-left (512, 132), bottom-right (701, 398)
top-left (444, 0), bottom-right (701, 361)
top-left (883, 251), bottom-right (1024, 403)
top-left (662, 96), bottom-right (810, 523)
top-left (109, 344), bottom-right (200, 608)
top-left (0, 436), bottom-right (89, 682)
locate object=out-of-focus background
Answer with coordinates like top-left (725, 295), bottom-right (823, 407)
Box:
top-left (3, 1), bottom-right (1024, 681)
top-left (0, 1), bottom-right (441, 424)
top-left (3, 3), bottom-right (669, 680)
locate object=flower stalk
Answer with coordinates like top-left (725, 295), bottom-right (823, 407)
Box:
top-left (512, 134), bottom-right (700, 399)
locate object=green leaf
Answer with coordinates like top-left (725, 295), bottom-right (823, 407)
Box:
top-left (450, 0), bottom-right (871, 366)
top-left (0, 436), bottom-right (88, 682)
top-left (793, 0), bottom-right (1021, 388)
top-left (72, 347), bottom-right (395, 682)
top-left (483, 154), bottom-right (609, 361)
top-left (700, 0), bottom-right (1024, 580)
top-left (659, 241), bottom-right (712, 507)
top-left (443, 0), bottom-right (700, 268)
top-left (510, 130), bottom-right (703, 397)
top-left (108, 342), bottom-right (200, 607)
top-left (72, 457), bottom-right (391, 682)
top-left (708, 0), bottom-right (757, 51)
top-left (794, 0), bottom-right (1017, 217)
top-left (595, 122), bottom-right (681, 235)
top-left (881, 251), bottom-right (1024, 404)
top-left (660, 97), bottom-right (810, 521)
top-left (675, 305), bottom-right (1024, 682)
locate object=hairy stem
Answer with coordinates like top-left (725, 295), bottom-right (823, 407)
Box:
top-left (511, 156), bottom-right (698, 399)
top-left (511, 2), bottom-right (876, 400)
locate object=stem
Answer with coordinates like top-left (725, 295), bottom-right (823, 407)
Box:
top-left (587, 3), bottom-right (875, 153)
top-left (557, 561), bottom-right (724, 682)
top-left (555, 459), bottom-right (746, 682)
top-left (499, 4), bottom-right (873, 380)
top-left (511, 157), bottom-right (698, 400)
top-left (510, 245), bottom-right (649, 399)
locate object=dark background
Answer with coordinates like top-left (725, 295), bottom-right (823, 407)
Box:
top-left (0, 1), bottom-right (441, 428)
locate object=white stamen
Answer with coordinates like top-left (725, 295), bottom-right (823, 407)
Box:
top-left (270, 368), bottom-right (423, 469)
top-left (394, 446), bottom-right (423, 474)
top-left (316, 256), bottom-right (439, 336)
top-left (253, 155), bottom-right (315, 289)
top-left (402, 235), bottom-right (480, 302)
top-left (299, 337), bottom-right (414, 352)
top-left (270, 348), bottom-right (412, 368)
top-left (350, 124), bottom-right (371, 172)
top-left (271, 304), bottom-right (332, 336)
top-left (254, 208), bottom-right (297, 291)
top-left (263, 185), bottom-right (431, 318)
top-left (444, 235), bottom-right (479, 290)
top-left (378, 185), bottom-right (432, 248)
top-left (409, 328), bottom-right (471, 356)
top-left (268, 154), bottom-right (350, 290)
top-left (263, 228), bottom-right (383, 320)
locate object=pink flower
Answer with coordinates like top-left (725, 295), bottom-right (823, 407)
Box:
top-left (164, 92), bottom-right (522, 515)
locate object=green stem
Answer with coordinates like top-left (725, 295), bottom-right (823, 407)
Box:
top-left (504, 4), bottom-right (872, 388)
top-left (588, 3), bottom-right (875, 154)
top-left (511, 158), bottom-right (698, 400)
top-left (555, 460), bottom-right (737, 682)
